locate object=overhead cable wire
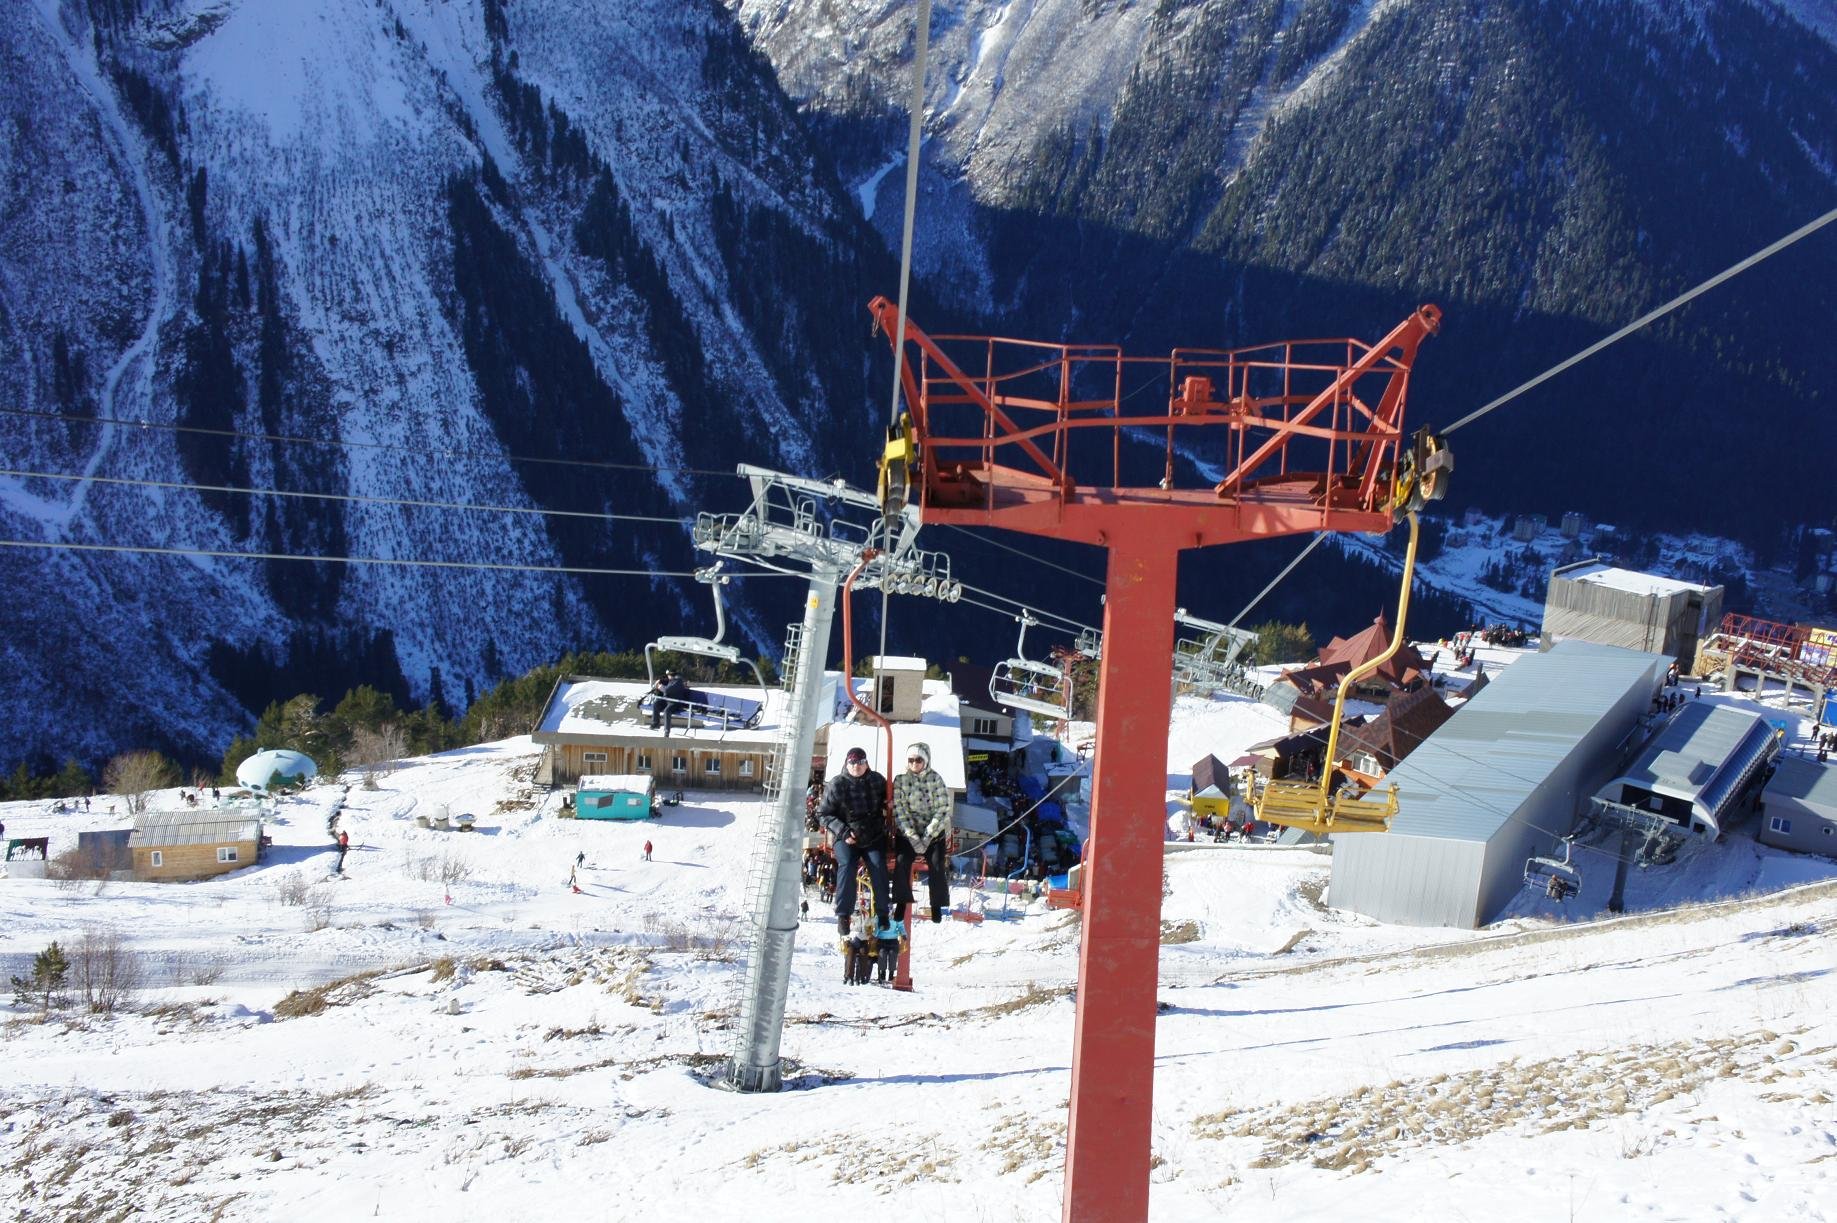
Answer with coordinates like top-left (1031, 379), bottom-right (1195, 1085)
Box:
top-left (0, 468), bottom-right (694, 525)
top-left (1227, 204), bottom-right (1837, 629)
top-left (0, 403), bottom-right (745, 481)
top-left (1229, 532), bottom-right (1327, 627)
top-left (876, 0), bottom-right (936, 683)
top-left (0, 537), bottom-right (799, 579)
top-left (939, 523), bottom-right (1107, 588)
top-left (882, 0), bottom-right (932, 432)
top-left (1444, 203), bottom-right (1837, 435)
top-left (951, 583), bottom-right (1099, 638)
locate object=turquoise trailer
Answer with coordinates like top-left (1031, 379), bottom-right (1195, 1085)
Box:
top-left (575, 774), bottom-right (656, 821)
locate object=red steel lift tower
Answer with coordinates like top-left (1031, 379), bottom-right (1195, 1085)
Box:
top-left (869, 297), bottom-right (1441, 1222)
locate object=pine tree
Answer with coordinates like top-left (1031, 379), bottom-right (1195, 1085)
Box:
top-left (11, 941), bottom-right (70, 1014)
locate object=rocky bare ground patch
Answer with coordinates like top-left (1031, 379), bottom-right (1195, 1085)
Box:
top-left (1192, 1026), bottom-right (1836, 1175)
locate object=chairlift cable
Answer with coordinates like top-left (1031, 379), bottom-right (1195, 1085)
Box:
top-left (0, 537), bottom-right (801, 579)
top-left (875, 1), bottom-right (935, 685)
top-left (882, 0), bottom-right (933, 432)
top-left (0, 467), bottom-right (695, 526)
top-left (1444, 204), bottom-right (1837, 435)
top-left (1228, 533), bottom-right (1326, 628)
top-left (0, 403), bottom-right (747, 480)
top-left (938, 523), bottom-right (1107, 588)
top-left (1227, 204), bottom-right (1837, 629)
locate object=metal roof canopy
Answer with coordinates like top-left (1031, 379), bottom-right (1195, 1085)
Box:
top-left (1764, 755), bottom-right (1837, 815)
top-left (130, 811), bottom-right (262, 848)
top-left (1596, 703), bottom-right (1778, 838)
top-left (1379, 641), bottom-right (1671, 844)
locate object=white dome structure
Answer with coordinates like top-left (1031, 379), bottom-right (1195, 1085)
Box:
top-left (235, 748), bottom-right (319, 792)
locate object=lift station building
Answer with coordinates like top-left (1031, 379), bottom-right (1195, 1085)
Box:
top-left (1540, 561), bottom-right (1723, 667)
top-left (1329, 640), bottom-right (1670, 928)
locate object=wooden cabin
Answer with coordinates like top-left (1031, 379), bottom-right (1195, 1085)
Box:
top-left (531, 675), bottom-right (800, 791)
top-left (130, 811), bottom-right (263, 881)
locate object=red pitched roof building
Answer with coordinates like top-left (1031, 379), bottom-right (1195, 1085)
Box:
top-left (1265, 613), bottom-right (1433, 718)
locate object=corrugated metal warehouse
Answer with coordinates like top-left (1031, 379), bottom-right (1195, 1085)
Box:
top-left (1540, 561), bottom-right (1723, 665)
top-left (1329, 640), bottom-right (1670, 928)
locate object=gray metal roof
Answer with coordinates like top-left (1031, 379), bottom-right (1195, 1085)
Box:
top-left (1597, 703), bottom-right (1777, 833)
top-left (129, 810), bottom-right (262, 848)
top-left (1379, 640), bottom-right (1668, 843)
top-left (1764, 755), bottom-right (1837, 815)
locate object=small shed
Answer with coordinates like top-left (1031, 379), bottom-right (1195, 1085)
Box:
top-left (131, 811), bottom-right (263, 881)
top-left (1188, 754), bottom-right (1234, 820)
top-left (76, 829), bottom-right (134, 873)
top-left (1759, 757), bottom-right (1837, 858)
top-left (575, 774), bottom-right (656, 821)
top-left (865, 656), bottom-right (930, 722)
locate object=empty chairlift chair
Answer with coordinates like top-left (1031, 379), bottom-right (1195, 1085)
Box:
top-left (989, 610), bottom-right (1074, 721)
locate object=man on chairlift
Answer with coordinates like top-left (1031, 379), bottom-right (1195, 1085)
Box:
top-left (649, 670), bottom-right (694, 737)
top-left (818, 746), bottom-right (893, 938)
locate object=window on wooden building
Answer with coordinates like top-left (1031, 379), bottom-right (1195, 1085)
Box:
top-left (150, 850), bottom-right (163, 868)
top-left (637, 753), bottom-right (652, 771)
top-left (217, 846), bottom-right (238, 863)
top-left (672, 755), bottom-right (687, 775)
top-left (583, 751), bottom-right (608, 764)
top-left (706, 757), bottom-right (721, 774)
top-left (739, 759), bottom-right (755, 778)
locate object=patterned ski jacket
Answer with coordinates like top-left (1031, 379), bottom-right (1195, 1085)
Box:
top-left (818, 768), bottom-right (889, 849)
top-left (893, 755), bottom-right (952, 849)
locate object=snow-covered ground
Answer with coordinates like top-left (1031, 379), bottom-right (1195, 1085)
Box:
top-left (4, 682), bottom-right (1837, 1220)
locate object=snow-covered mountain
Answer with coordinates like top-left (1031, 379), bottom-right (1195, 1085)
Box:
top-left (6, 0), bottom-right (1837, 770)
top-left (1, 0), bottom-right (892, 768)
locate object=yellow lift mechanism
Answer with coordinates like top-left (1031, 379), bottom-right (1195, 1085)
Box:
top-left (1252, 429), bottom-right (1451, 836)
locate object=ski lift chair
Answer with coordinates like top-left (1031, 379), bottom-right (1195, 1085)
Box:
top-left (1252, 433), bottom-right (1449, 837)
top-left (1523, 838), bottom-right (1581, 901)
top-left (990, 610), bottom-right (1074, 720)
top-left (643, 567), bottom-right (770, 731)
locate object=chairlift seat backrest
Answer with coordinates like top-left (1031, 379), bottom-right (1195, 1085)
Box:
top-left (990, 658), bottom-right (1072, 720)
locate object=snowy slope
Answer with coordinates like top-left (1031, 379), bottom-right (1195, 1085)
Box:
top-left (6, 690), bottom-right (1837, 1218)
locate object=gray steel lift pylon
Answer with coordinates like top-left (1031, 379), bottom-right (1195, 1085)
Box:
top-left (702, 466), bottom-right (950, 1092)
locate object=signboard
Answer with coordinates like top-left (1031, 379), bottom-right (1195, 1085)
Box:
top-left (1801, 626), bottom-right (1837, 669)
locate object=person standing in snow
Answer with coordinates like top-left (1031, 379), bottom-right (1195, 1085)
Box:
top-left (847, 905), bottom-right (875, 985)
top-left (334, 828), bottom-right (350, 875)
top-left (892, 742), bottom-right (953, 924)
top-left (818, 746), bottom-right (891, 936)
top-left (876, 914), bottom-right (906, 984)
top-left (642, 839), bottom-right (652, 861)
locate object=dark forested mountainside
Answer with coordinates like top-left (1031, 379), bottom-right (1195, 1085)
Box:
top-left (0, 0), bottom-right (902, 770)
top-left (736, 0), bottom-right (1837, 559)
top-left (3, 0), bottom-right (1834, 770)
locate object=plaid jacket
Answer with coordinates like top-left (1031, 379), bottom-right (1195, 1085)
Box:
top-left (893, 766), bottom-right (952, 848)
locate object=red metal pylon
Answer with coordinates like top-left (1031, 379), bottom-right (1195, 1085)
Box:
top-left (871, 298), bottom-right (1440, 1222)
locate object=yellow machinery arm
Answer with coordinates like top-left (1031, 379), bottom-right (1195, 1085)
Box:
top-left (1253, 509), bottom-right (1423, 835)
